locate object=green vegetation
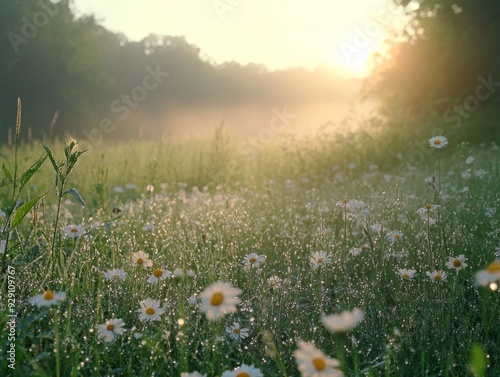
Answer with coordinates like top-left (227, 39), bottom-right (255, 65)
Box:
top-left (1, 111), bottom-right (499, 376)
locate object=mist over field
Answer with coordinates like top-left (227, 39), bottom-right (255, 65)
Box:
top-left (1, 1), bottom-right (500, 377)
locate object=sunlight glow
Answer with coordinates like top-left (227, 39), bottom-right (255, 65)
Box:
top-left (72, 0), bottom-right (398, 76)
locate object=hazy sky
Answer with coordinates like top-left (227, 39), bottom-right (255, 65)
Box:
top-left (71, 0), bottom-right (402, 77)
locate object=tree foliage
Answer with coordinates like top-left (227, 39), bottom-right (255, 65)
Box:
top-left (369, 0), bottom-right (500, 141)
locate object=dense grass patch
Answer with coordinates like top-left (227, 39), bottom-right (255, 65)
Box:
top-left (0, 128), bottom-right (499, 376)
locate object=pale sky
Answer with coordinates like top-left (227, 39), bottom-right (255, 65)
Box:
top-left (71, 0), bottom-right (402, 77)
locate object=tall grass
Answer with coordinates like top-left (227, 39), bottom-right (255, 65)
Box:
top-left (0, 122), bottom-right (499, 376)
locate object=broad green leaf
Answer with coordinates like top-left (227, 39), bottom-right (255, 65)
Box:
top-left (11, 194), bottom-right (45, 228)
top-left (469, 343), bottom-right (487, 377)
top-left (42, 143), bottom-right (60, 173)
top-left (2, 163), bottom-right (13, 183)
top-left (63, 188), bottom-right (86, 207)
top-left (19, 153), bottom-right (47, 189)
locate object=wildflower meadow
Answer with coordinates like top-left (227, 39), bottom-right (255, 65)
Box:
top-left (1, 104), bottom-right (500, 377)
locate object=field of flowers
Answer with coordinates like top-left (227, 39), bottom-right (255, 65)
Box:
top-left (1, 121), bottom-right (499, 376)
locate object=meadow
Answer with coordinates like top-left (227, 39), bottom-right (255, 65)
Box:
top-left (1, 117), bottom-right (499, 376)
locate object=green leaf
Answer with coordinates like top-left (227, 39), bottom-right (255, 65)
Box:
top-left (469, 343), bottom-right (487, 377)
top-left (42, 143), bottom-right (60, 174)
top-left (63, 188), bottom-right (86, 207)
top-left (2, 163), bottom-right (13, 183)
top-left (11, 194), bottom-right (45, 228)
top-left (19, 153), bottom-right (47, 189)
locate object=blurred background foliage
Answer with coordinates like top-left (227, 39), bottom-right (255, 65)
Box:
top-left (0, 0), bottom-right (499, 147)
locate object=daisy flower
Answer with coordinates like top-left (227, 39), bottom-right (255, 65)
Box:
top-left (62, 224), bottom-right (85, 238)
top-left (322, 308), bottom-right (365, 333)
top-left (137, 298), bottom-right (165, 322)
top-left (103, 269), bottom-right (127, 281)
top-left (147, 268), bottom-right (172, 284)
top-left (310, 251), bottom-right (332, 269)
top-left (445, 255), bottom-right (468, 273)
top-left (131, 251), bottom-right (153, 268)
top-left (29, 290), bottom-right (66, 307)
top-left (268, 276), bottom-right (289, 290)
top-left (294, 341), bottom-right (343, 377)
top-left (387, 230), bottom-right (403, 243)
top-left (426, 270), bottom-right (448, 282)
top-left (97, 318), bottom-right (125, 342)
top-left (397, 269), bottom-right (417, 281)
top-left (242, 253), bottom-right (266, 269)
top-left (199, 281), bottom-right (242, 320)
top-left (181, 372), bottom-right (207, 377)
top-left (221, 364), bottom-right (263, 377)
top-left (226, 322), bottom-right (249, 340)
top-left (474, 262), bottom-right (500, 287)
top-left (416, 204), bottom-right (441, 214)
top-left (429, 136), bottom-right (448, 149)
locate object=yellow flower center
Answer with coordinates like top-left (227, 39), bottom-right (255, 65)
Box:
top-left (233, 328), bottom-right (241, 334)
top-left (317, 258), bottom-right (324, 264)
top-left (394, 234), bottom-right (400, 240)
top-left (453, 259), bottom-right (462, 268)
top-left (113, 275), bottom-right (120, 279)
top-left (361, 245), bottom-right (367, 251)
top-left (402, 273), bottom-right (410, 279)
top-left (145, 308), bottom-right (156, 315)
top-left (486, 262), bottom-right (500, 273)
top-left (43, 290), bottom-right (55, 300)
top-left (236, 373), bottom-right (251, 377)
top-left (106, 324), bottom-right (115, 331)
top-left (425, 204), bottom-right (432, 209)
top-left (342, 197), bottom-right (348, 203)
top-left (434, 274), bottom-right (442, 281)
top-left (153, 269), bottom-right (163, 277)
top-left (434, 139), bottom-right (441, 145)
top-left (312, 357), bottom-right (327, 371)
top-left (70, 227), bottom-right (79, 233)
top-left (136, 258), bottom-right (144, 265)
top-left (210, 292), bottom-right (224, 306)
top-left (249, 257), bottom-right (257, 264)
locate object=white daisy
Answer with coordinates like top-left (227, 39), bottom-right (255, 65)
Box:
top-left (97, 318), bottom-right (125, 342)
top-left (268, 276), bottom-right (289, 290)
top-left (426, 270), bottom-right (448, 282)
top-left (242, 253), bottom-right (266, 269)
top-left (29, 290), bottom-right (66, 307)
top-left (181, 372), bottom-right (207, 377)
top-left (226, 322), bottom-right (249, 340)
top-left (322, 308), bottom-right (365, 333)
top-left (137, 298), bottom-right (165, 322)
top-left (103, 269), bottom-right (127, 281)
top-left (445, 255), bottom-right (468, 273)
top-left (294, 341), bottom-right (343, 377)
top-left (387, 230), bottom-right (403, 243)
top-left (62, 224), bottom-right (85, 238)
top-left (199, 282), bottom-right (242, 320)
top-left (221, 364), bottom-right (263, 377)
top-left (416, 204), bottom-right (441, 214)
top-left (474, 262), bottom-right (500, 287)
top-left (131, 251), bottom-right (153, 268)
top-left (429, 136), bottom-right (448, 149)
top-left (397, 269), bottom-right (417, 281)
top-left (147, 268), bottom-right (172, 284)
top-left (310, 251), bottom-right (332, 269)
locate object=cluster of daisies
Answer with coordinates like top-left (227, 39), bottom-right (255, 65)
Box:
top-left (396, 255), bottom-right (468, 283)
